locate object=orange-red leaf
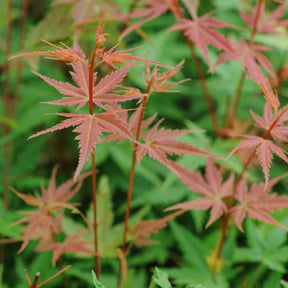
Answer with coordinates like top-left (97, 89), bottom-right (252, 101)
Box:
top-left (166, 159), bottom-right (234, 227)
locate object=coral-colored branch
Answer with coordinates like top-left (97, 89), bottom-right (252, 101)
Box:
top-left (250, 0), bottom-right (264, 44)
top-left (187, 40), bottom-right (221, 136)
top-left (89, 43), bottom-right (101, 278)
top-left (117, 94), bottom-right (149, 287)
top-left (227, 71), bottom-right (246, 130)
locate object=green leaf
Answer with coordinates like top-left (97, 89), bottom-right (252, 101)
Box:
top-left (92, 270), bottom-right (106, 288)
top-left (151, 267), bottom-right (173, 288)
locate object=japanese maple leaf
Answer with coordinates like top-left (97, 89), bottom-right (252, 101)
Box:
top-left (215, 38), bottom-right (279, 108)
top-left (9, 40), bottom-right (87, 63)
top-left (12, 166), bottom-right (89, 253)
top-left (98, 104), bottom-right (157, 143)
top-left (39, 231), bottom-right (97, 266)
top-left (250, 103), bottom-right (288, 142)
top-left (168, 11), bottom-right (235, 69)
top-left (130, 210), bottom-right (183, 246)
top-left (231, 177), bottom-right (288, 231)
top-left (166, 159), bottom-right (234, 227)
top-left (120, 0), bottom-right (178, 40)
top-left (144, 60), bottom-right (187, 93)
top-left (239, 2), bottom-right (288, 34)
top-left (228, 135), bottom-right (288, 184)
top-left (135, 119), bottom-right (213, 167)
top-left (216, 39), bottom-right (277, 84)
top-left (96, 44), bottom-right (168, 69)
top-left (34, 64), bottom-right (140, 110)
top-left (28, 112), bottom-right (136, 179)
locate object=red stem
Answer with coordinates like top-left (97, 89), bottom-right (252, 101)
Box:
top-left (89, 43), bottom-right (101, 278)
top-left (117, 92), bottom-right (149, 286)
top-left (250, 0), bottom-right (264, 44)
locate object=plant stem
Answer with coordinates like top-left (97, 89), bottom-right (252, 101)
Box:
top-left (117, 94), bottom-right (149, 287)
top-left (91, 152), bottom-right (100, 277)
top-left (187, 40), bottom-right (221, 136)
top-left (89, 43), bottom-right (101, 278)
top-left (226, 71), bottom-right (246, 130)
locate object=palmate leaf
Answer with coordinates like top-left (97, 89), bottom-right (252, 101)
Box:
top-left (166, 159), bottom-right (234, 227)
top-left (39, 231), bottom-right (97, 266)
top-left (250, 103), bottom-right (288, 142)
top-left (168, 11), bottom-right (235, 69)
top-left (135, 119), bottom-right (213, 167)
top-left (239, 2), bottom-right (288, 34)
top-left (34, 64), bottom-right (139, 110)
top-left (232, 177), bottom-right (288, 231)
top-left (28, 112), bottom-right (136, 179)
top-left (120, 0), bottom-right (178, 40)
top-left (228, 135), bottom-right (288, 184)
top-left (215, 39), bottom-right (279, 108)
top-left (130, 210), bottom-right (183, 247)
top-left (11, 167), bottom-right (89, 253)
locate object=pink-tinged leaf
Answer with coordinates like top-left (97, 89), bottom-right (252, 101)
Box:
top-left (232, 177), bottom-right (288, 231)
top-left (29, 113), bottom-right (136, 178)
top-left (98, 105), bottom-right (157, 144)
top-left (131, 210), bottom-right (183, 246)
top-left (239, 2), bottom-right (288, 34)
top-left (215, 39), bottom-right (278, 91)
top-left (144, 60), bottom-right (188, 93)
top-left (168, 13), bottom-right (235, 69)
top-left (96, 45), bottom-right (168, 69)
top-left (120, 0), bottom-right (176, 40)
top-left (166, 159), bottom-right (234, 227)
top-left (34, 63), bottom-right (139, 110)
top-left (250, 103), bottom-right (288, 142)
top-left (135, 119), bottom-right (212, 167)
top-left (39, 231), bottom-right (97, 266)
top-left (228, 135), bottom-right (288, 184)
top-left (9, 40), bottom-right (88, 64)
top-left (92, 65), bottom-right (141, 107)
top-left (259, 79), bottom-right (280, 110)
top-left (12, 167), bottom-right (89, 252)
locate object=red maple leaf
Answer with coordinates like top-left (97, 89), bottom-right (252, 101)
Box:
top-left (120, 0), bottom-right (178, 40)
top-left (96, 44), bottom-right (168, 69)
top-left (166, 159), bottom-right (234, 227)
top-left (12, 166), bottom-right (89, 253)
top-left (215, 38), bottom-right (280, 108)
top-left (239, 2), bottom-right (288, 34)
top-left (228, 135), bottom-right (288, 184)
top-left (34, 64), bottom-right (141, 110)
top-left (98, 104), bottom-right (158, 144)
top-left (250, 103), bottom-right (288, 142)
top-left (135, 119), bottom-right (213, 167)
top-left (144, 60), bottom-right (187, 93)
top-left (231, 176), bottom-right (288, 231)
top-left (130, 211), bottom-right (183, 246)
top-left (216, 39), bottom-right (277, 84)
top-left (168, 11), bottom-right (235, 69)
top-left (39, 231), bottom-right (97, 266)
top-left (28, 112), bottom-right (136, 179)
top-left (9, 40), bottom-right (87, 64)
